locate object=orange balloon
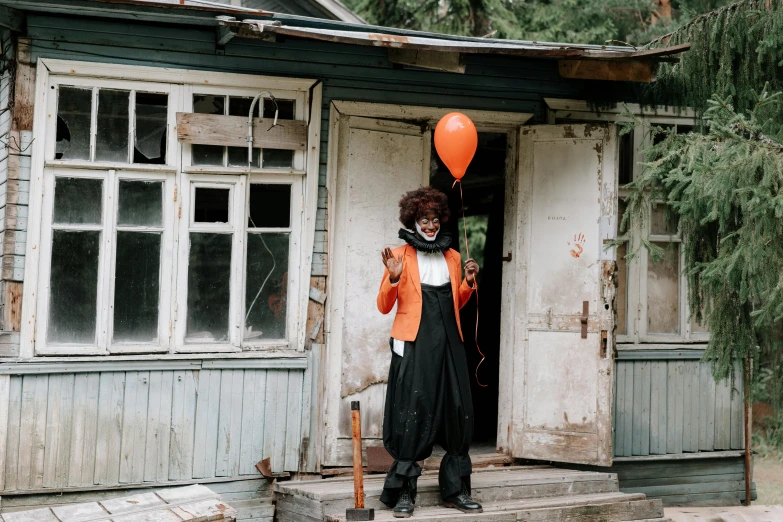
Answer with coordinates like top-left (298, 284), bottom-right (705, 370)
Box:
top-left (434, 112), bottom-right (478, 180)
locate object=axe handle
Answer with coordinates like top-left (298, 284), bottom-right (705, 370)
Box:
top-left (351, 401), bottom-right (364, 509)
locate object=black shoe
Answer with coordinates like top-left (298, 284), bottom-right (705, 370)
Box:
top-left (443, 484), bottom-right (483, 513)
top-left (393, 488), bottom-right (415, 518)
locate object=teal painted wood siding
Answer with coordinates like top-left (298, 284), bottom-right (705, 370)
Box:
top-left (0, 367), bottom-right (304, 493)
top-left (613, 360), bottom-right (744, 457)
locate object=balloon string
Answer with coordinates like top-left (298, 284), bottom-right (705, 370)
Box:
top-left (453, 178), bottom-right (487, 388)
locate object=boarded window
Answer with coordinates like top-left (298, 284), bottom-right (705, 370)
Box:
top-left (190, 94), bottom-right (296, 169)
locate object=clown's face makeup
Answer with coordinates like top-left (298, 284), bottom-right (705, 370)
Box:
top-left (415, 211), bottom-right (440, 242)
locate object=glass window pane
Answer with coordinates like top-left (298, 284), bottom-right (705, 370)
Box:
top-left (194, 187), bottom-right (230, 223)
top-left (647, 242), bottom-right (680, 334)
top-left (616, 241), bottom-right (628, 336)
top-left (263, 99), bottom-right (294, 120)
top-left (47, 230), bottom-right (100, 344)
top-left (118, 180), bottom-right (162, 227)
top-left (53, 178), bottom-right (102, 225)
top-left (262, 149), bottom-right (294, 169)
top-left (618, 129), bottom-right (634, 185)
top-left (193, 95), bottom-right (225, 166)
top-left (651, 205), bottom-right (677, 235)
top-left (192, 145), bottom-right (224, 166)
top-left (245, 233), bottom-right (289, 341)
top-left (134, 92), bottom-right (168, 165)
top-left (248, 184), bottom-right (291, 228)
top-left (95, 89), bottom-right (130, 162)
top-left (186, 233), bottom-right (232, 341)
top-left (690, 313), bottom-right (708, 334)
top-left (56, 86), bottom-right (92, 161)
top-left (228, 147), bottom-right (260, 168)
top-left (113, 231), bottom-right (161, 343)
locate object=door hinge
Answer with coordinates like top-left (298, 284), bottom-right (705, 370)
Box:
top-left (581, 301), bottom-right (589, 339)
top-left (502, 252), bottom-right (512, 262)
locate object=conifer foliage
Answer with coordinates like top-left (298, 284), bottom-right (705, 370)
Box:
top-left (623, 0), bottom-right (783, 389)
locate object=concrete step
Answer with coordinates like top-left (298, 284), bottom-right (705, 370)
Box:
top-left (275, 466), bottom-right (624, 521)
top-left (313, 492), bottom-right (667, 521)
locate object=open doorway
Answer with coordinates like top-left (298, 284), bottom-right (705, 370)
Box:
top-left (431, 132), bottom-right (507, 445)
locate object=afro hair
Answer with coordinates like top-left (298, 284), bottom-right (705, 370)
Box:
top-left (398, 186), bottom-right (450, 230)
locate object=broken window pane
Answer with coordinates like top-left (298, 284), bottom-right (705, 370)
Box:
top-left (95, 89), bottom-right (130, 162)
top-left (134, 92), bottom-right (168, 164)
top-left (47, 230), bottom-right (100, 344)
top-left (118, 180), bottom-right (162, 227)
top-left (647, 242), bottom-right (680, 334)
top-left (186, 233), bottom-right (232, 342)
top-left (248, 184), bottom-right (291, 228)
top-left (194, 187), bottom-right (230, 223)
top-left (650, 205), bottom-right (677, 235)
top-left (245, 233), bottom-right (289, 341)
top-left (193, 94), bottom-right (225, 166)
top-left (262, 99), bottom-right (295, 169)
top-left (113, 231), bottom-right (161, 343)
top-left (228, 97), bottom-right (260, 167)
top-left (53, 177), bottom-right (103, 225)
top-left (56, 86), bottom-right (92, 161)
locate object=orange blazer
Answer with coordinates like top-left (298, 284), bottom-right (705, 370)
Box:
top-left (377, 244), bottom-right (475, 342)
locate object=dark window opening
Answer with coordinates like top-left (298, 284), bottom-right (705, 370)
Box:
top-left (194, 187), bottom-right (230, 223)
top-left (248, 184), bottom-right (291, 228)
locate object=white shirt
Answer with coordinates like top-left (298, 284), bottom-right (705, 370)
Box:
top-left (391, 250), bottom-right (450, 357)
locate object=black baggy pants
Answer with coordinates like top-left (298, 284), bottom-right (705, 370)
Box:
top-left (380, 282), bottom-right (474, 508)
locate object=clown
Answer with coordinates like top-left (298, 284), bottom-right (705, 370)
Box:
top-left (377, 186), bottom-right (482, 518)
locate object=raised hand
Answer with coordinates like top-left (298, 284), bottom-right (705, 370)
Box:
top-left (465, 258), bottom-right (480, 286)
top-left (381, 247), bottom-right (404, 283)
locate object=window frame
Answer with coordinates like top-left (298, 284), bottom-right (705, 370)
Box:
top-left (23, 60), bottom-right (319, 359)
top-left (546, 100), bottom-right (708, 348)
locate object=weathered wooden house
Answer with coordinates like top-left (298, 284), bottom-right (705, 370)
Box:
top-left (0, 0), bottom-right (754, 519)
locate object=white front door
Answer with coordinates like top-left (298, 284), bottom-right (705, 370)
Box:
top-left (323, 115), bottom-right (431, 466)
top-left (506, 124), bottom-right (618, 466)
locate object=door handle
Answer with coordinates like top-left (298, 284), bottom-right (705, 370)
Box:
top-left (580, 301), bottom-right (589, 339)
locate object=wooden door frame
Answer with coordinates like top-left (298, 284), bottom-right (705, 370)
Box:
top-left (320, 100), bottom-right (533, 468)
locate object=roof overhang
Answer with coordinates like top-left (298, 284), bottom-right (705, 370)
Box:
top-left (220, 20), bottom-right (690, 81)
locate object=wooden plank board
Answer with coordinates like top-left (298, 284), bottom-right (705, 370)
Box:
top-left (614, 362), bottom-right (626, 456)
top-left (0, 374), bottom-right (10, 490)
top-left (667, 361), bottom-right (684, 454)
top-left (169, 369), bottom-right (197, 481)
top-left (193, 370), bottom-right (221, 479)
top-left (284, 370), bottom-right (304, 471)
top-left (698, 363), bottom-right (715, 451)
top-left (638, 362), bottom-right (651, 456)
top-left (239, 369), bottom-right (265, 476)
top-left (5, 375), bottom-right (22, 490)
top-left (95, 372), bottom-right (127, 485)
top-left (681, 362), bottom-right (696, 452)
top-left (69, 373), bottom-right (100, 487)
top-left (688, 361), bottom-right (701, 453)
top-left (622, 361), bottom-right (633, 457)
top-left (714, 372), bottom-right (731, 450)
top-left (649, 362), bottom-right (667, 455)
top-left (216, 369), bottom-right (244, 477)
top-left (730, 364), bottom-right (744, 450)
top-left (263, 371), bottom-right (281, 473)
top-left (145, 371), bottom-right (174, 483)
top-left (119, 371), bottom-right (150, 483)
top-left (176, 113), bottom-right (307, 150)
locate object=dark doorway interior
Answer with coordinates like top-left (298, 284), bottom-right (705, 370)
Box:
top-left (430, 132), bottom-right (507, 444)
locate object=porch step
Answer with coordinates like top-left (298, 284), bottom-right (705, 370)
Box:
top-left (322, 493), bottom-right (666, 521)
top-left (275, 466), bottom-right (661, 521)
